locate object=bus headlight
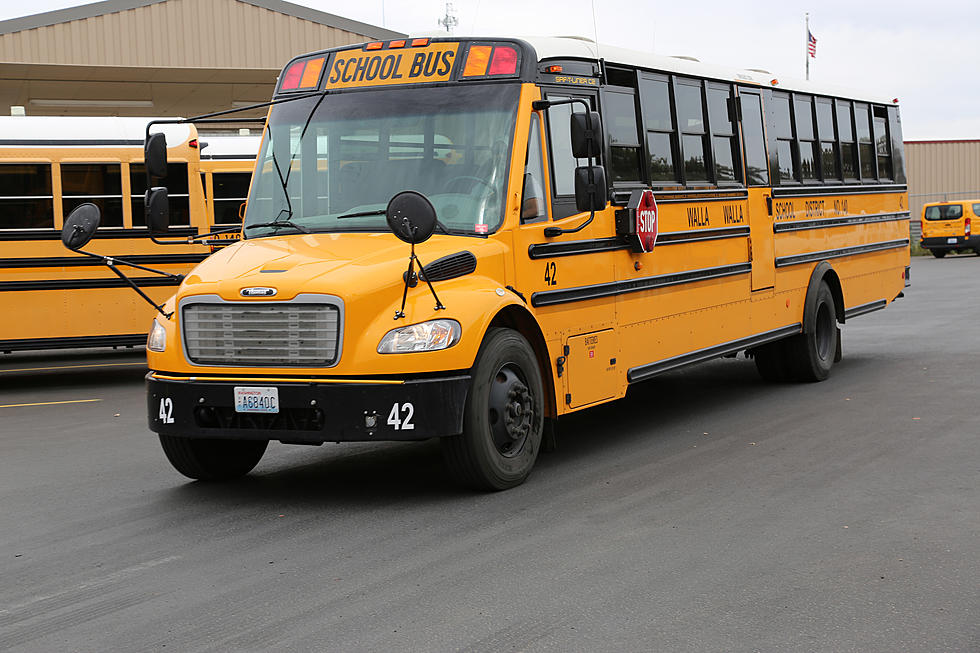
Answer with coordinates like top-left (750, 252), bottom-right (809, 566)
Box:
top-left (147, 319), bottom-right (167, 352)
top-left (377, 319), bottom-right (461, 353)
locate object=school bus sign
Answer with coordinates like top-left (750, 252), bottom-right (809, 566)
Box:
top-left (324, 42), bottom-right (459, 90)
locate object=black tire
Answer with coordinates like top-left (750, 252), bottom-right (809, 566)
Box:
top-left (931, 249), bottom-right (947, 258)
top-left (784, 281), bottom-right (838, 382)
top-left (752, 339), bottom-right (790, 382)
top-left (441, 328), bottom-right (544, 491)
top-left (159, 435), bottom-right (268, 481)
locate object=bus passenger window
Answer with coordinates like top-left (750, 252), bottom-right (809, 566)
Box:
top-left (815, 99), bottom-right (839, 181)
top-left (521, 114), bottom-right (547, 222)
top-left (639, 74), bottom-right (678, 183)
top-left (604, 89), bottom-right (642, 183)
top-left (213, 172), bottom-right (252, 224)
top-left (873, 106), bottom-right (892, 180)
top-left (61, 163), bottom-right (123, 227)
top-left (674, 79), bottom-right (708, 183)
top-left (0, 163), bottom-right (54, 229)
top-left (739, 92), bottom-right (769, 185)
top-left (794, 95), bottom-right (818, 180)
top-left (771, 93), bottom-right (796, 182)
top-left (854, 103), bottom-right (875, 180)
top-left (836, 101), bottom-right (857, 179)
top-left (131, 163), bottom-right (191, 227)
top-left (706, 84), bottom-right (739, 183)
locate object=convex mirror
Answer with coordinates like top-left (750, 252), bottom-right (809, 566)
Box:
top-left (574, 166), bottom-right (607, 212)
top-left (386, 191), bottom-right (437, 244)
top-left (144, 132), bottom-right (169, 180)
top-left (61, 202), bottom-right (101, 250)
top-left (570, 111), bottom-right (603, 159)
top-left (145, 188), bottom-right (170, 235)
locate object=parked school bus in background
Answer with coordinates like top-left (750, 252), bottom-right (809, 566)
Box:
top-left (0, 117), bottom-right (256, 352)
top-left (919, 199), bottom-right (980, 257)
top-left (67, 37), bottom-right (909, 490)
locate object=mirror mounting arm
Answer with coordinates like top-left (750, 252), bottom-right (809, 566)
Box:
top-left (532, 99), bottom-right (604, 238)
top-left (69, 247), bottom-right (183, 319)
top-left (104, 258), bottom-right (176, 319)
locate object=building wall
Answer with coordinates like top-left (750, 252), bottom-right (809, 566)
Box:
top-left (0, 0), bottom-right (403, 118)
top-left (905, 140), bottom-right (980, 240)
top-left (0, 0), bottom-right (394, 70)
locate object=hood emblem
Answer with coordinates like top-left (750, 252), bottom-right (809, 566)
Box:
top-left (240, 287), bottom-right (277, 297)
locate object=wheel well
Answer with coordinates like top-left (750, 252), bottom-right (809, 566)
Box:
top-left (487, 305), bottom-right (556, 418)
top-left (821, 268), bottom-right (846, 324)
top-left (805, 262), bottom-right (845, 327)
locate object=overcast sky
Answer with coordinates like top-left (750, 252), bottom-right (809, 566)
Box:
top-left (2, 0), bottom-right (977, 140)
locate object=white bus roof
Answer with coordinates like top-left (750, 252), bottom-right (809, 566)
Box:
top-left (199, 135), bottom-right (261, 160)
top-left (0, 116), bottom-right (193, 147)
top-left (521, 36), bottom-right (898, 106)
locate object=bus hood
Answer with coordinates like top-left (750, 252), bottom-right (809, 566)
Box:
top-left (180, 232), bottom-right (503, 301)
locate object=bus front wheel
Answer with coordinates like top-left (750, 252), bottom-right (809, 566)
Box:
top-left (159, 434), bottom-right (268, 481)
top-left (442, 328), bottom-right (544, 491)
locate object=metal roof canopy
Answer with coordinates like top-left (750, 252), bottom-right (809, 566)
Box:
top-left (0, 0), bottom-right (403, 39)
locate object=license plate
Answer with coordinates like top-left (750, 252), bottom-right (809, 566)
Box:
top-left (947, 237), bottom-right (958, 244)
top-left (234, 386), bottom-right (279, 413)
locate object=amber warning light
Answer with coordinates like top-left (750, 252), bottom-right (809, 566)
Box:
top-left (461, 44), bottom-right (520, 77)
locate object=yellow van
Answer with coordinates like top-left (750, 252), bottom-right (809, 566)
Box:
top-left (920, 200), bottom-right (980, 257)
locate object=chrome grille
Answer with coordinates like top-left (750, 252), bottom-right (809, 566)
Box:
top-left (183, 301), bottom-right (340, 366)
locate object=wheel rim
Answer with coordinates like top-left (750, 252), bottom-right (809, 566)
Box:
top-left (487, 362), bottom-right (534, 458)
top-left (815, 301), bottom-right (834, 360)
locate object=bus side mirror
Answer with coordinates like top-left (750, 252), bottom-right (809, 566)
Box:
top-left (144, 132), bottom-right (169, 181)
top-left (61, 202), bottom-right (101, 250)
top-left (574, 165), bottom-right (606, 212)
top-left (146, 188), bottom-right (170, 235)
top-left (570, 111), bottom-right (603, 159)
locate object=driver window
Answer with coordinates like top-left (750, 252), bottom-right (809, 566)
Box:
top-left (521, 114), bottom-right (547, 223)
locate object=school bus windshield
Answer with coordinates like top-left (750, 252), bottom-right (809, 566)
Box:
top-left (245, 83), bottom-right (519, 237)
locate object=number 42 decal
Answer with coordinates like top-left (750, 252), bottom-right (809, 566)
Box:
top-left (158, 397), bottom-right (174, 424)
top-left (387, 402), bottom-right (415, 430)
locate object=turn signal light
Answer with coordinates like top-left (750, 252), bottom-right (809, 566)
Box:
top-left (965, 217), bottom-right (971, 235)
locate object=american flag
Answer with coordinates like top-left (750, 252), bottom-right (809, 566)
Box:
top-left (807, 30), bottom-right (817, 58)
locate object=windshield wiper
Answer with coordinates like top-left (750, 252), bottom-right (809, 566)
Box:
top-left (336, 209), bottom-right (386, 220)
top-left (245, 219), bottom-right (311, 233)
top-left (337, 208), bottom-right (462, 236)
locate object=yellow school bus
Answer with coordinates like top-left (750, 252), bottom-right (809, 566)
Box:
top-left (73, 37), bottom-right (908, 489)
top-left (0, 118), bottom-right (255, 352)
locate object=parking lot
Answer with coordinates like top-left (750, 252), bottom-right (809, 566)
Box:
top-left (0, 255), bottom-right (977, 652)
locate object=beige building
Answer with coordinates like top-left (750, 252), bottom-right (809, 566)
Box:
top-left (0, 0), bottom-right (403, 118)
top-left (905, 139), bottom-right (980, 240)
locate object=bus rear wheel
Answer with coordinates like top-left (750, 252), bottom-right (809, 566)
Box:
top-left (931, 249), bottom-right (947, 258)
top-left (159, 434), bottom-right (268, 481)
top-left (442, 328), bottom-right (544, 491)
top-left (785, 281), bottom-right (838, 382)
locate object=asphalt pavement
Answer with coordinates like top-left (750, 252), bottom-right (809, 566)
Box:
top-left (0, 255), bottom-right (977, 652)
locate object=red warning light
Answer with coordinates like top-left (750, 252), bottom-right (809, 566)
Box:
top-left (365, 41), bottom-right (383, 50)
top-left (488, 46), bottom-right (518, 75)
top-left (280, 61), bottom-right (304, 90)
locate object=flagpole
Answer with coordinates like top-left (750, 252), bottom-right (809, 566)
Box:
top-left (805, 13), bottom-right (810, 81)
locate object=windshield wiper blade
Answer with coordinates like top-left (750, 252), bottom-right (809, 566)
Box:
top-left (335, 209), bottom-right (386, 220)
top-left (245, 220), bottom-right (311, 233)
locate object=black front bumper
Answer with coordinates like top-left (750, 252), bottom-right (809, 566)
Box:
top-left (147, 373), bottom-right (470, 443)
top-left (921, 235), bottom-right (980, 251)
